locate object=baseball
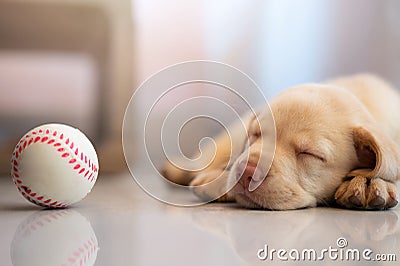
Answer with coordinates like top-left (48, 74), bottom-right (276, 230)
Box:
top-left (11, 123), bottom-right (99, 208)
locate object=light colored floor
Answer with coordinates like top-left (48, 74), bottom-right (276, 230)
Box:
top-left (1, 173), bottom-right (399, 266)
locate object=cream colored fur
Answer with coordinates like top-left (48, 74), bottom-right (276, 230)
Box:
top-left (163, 74), bottom-right (400, 210)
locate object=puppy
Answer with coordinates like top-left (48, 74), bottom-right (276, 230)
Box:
top-left (163, 74), bottom-right (400, 210)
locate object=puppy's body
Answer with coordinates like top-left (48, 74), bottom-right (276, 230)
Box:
top-left (329, 75), bottom-right (400, 142)
top-left (163, 74), bottom-right (400, 210)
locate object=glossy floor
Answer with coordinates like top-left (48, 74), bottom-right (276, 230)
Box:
top-left (1, 173), bottom-right (399, 266)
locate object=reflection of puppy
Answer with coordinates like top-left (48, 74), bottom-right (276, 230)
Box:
top-left (163, 74), bottom-right (400, 210)
top-left (189, 208), bottom-right (400, 265)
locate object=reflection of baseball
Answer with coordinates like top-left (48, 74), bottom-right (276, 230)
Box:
top-left (11, 124), bottom-right (99, 208)
top-left (11, 210), bottom-right (99, 266)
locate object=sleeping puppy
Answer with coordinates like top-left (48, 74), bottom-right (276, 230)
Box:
top-left (162, 74), bottom-right (400, 210)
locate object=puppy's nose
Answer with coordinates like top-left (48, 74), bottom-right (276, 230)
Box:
top-left (236, 162), bottom-right (264, 189)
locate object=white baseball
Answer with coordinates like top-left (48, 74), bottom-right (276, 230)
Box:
top-left (11, 210), bottom-right (99, 266)
top-left (11, 123), bottom-right (99, 208)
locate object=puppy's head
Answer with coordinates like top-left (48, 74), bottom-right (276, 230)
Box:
top-left (228, 84), bottom-right (399, 210)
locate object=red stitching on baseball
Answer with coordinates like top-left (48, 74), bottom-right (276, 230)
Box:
top-left (14, 210), bottom-right (70, 242)
top-left (63, 236), bottom-right (98, 266)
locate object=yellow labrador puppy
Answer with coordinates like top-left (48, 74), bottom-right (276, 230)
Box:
top-left (163, 74), bottom-right (400, 210)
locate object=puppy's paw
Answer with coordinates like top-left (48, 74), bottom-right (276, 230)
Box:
top-left (161, 160), bottom-right (193, 185)
top-left (335, 176), bottom-right (398, 210)
top-left (190, 169), bottom-right (234, 202)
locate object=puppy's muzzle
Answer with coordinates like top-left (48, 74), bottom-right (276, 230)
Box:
top-left (236, 162), bottom-right (264, 190)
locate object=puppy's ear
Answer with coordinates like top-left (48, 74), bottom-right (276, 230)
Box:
top-left (349, 126), bottom-right (400, 182)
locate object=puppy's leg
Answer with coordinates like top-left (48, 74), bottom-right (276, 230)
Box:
top-left (161, 130), bottom-right (235, 186)
top-left (335, 127), bottom-right (400, 210)
top-left (335, 175), bottom-right (398, 210)
top-left (162, 160), bottom-right (195, 186)
top-left (162, 113), bottom-right (252, 188)
top-left (190, 168), bottom-right (234, 202)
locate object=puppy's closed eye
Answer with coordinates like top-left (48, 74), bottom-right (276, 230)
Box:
top-left (297, 151), bottom-right (326, 162)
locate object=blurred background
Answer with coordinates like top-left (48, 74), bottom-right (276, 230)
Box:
top-left (1, 0), bottom-right (399, 175)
